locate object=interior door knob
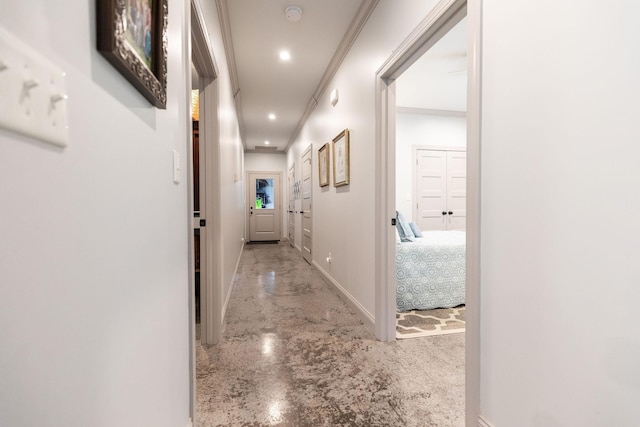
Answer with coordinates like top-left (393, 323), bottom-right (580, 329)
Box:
top-left (442, 211), bottom-right (447, 216)
top-left (448, 211), bottom-right (453, 215)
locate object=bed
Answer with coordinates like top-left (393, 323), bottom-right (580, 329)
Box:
top-left (395, 230), bottom-right (466, 312)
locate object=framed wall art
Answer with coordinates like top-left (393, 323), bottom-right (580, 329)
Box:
top-left (97, 0), bottom-right (168, 108)
top-left (318, 143), bottom-right (330, 187)
top-left (332, 129), bottom-right (350, 187)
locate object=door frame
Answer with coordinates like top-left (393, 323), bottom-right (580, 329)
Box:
top-left (245, 170), bottom-right (283, 242)
top-left (188, 3), bottom-right (221, 424)
top-left (373, 0), bottom-right (481, 424)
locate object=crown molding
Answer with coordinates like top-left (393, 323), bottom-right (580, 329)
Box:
top-left (396, 106), bottom-right (466, 117)
top-left (216, 0), bottom-right (246, 148)
top-left (284, 0), bottom-right (380, 152)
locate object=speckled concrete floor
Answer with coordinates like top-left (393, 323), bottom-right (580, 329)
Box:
top-left (196, 242), bottom-right (464, 426)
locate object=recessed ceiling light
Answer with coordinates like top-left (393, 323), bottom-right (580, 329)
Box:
top-left (279, 50), bottom-right (291, 61)
top-left (264, 140), bottom-right (270, 145)
top-left (268, 113), bottom-right (276, 120)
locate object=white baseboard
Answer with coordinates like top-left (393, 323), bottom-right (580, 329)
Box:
top-left (312, 261), bottom-right (375, 336)
top-left (478, 415), bottom-right (495, 427)
top-left (221, 243), bottom-right (245, 323)
top-left (185, 418), bottom-right (193, 427)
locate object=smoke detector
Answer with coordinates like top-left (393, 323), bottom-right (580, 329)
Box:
top-left (285, 5), bottom-right (302, 22)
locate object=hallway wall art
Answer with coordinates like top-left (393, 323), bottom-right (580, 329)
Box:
top-left (97, 0), bottom-right (168, 108)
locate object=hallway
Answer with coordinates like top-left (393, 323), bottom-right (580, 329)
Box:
top-left (196, 242), bottom-right (464, 426)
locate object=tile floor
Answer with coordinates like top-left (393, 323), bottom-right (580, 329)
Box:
top-left (196, 242), bottom-right (464, 426)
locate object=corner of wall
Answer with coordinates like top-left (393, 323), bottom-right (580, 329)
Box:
top-left (221, 239), bottom-right (245, 323)
top-left (478, 415), bottom-right (496, 427)
top-left (312, 260), bottom-right (375, 336)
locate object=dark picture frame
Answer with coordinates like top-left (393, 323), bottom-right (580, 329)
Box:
top-left (318, 143), bottom-right (330, 187)
top-left (97, 0), bottom-right (168, 108)
top-left (332, 129), bottom-right (350, 187)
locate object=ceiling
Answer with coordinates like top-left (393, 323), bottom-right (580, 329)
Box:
top-left (396, 17), bottom-right (467, 112)
top-left (211, 1), bottom-right (467, 153)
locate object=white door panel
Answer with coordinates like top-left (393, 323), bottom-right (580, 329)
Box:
top-left (301, 147), bottom-right (312, 263)
top-left (447, 151), bottom-right (466, 230)
top-left (288, 164), bottom-right (295, 247)
top-left (416, 150), bottom-right (447, 230)
top-left (414, 149), bottom-right (466, 231)
top-left (255, 213), bottom-right (276, 232)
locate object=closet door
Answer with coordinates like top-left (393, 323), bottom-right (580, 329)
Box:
top-left (414, 148), bottom-right (466, 231)
top-left (415, 150), bottom-right (447, 230)
top-left (446, 151), bottom-right (466, 231)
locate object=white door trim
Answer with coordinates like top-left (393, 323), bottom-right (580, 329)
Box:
top-left (184, 1), bottom-right (196, 423)
top-left (373, 0), bottom-right (481, 425)
top-left (413, 144), bottom-right (467, 152)
top-left (187, 0), bottom-right (222, 422)
top-left (191, 0), bottom-right (221, 350)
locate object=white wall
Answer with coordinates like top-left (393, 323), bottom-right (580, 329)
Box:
top-left (480, 0), bottom-right (640, 425)
top-left (244, 152), bottom-right (287, 172)
top-left (0, 1), bottom-right (191, 426)
top-left (287, 0), bottom-right (441, 322)
top-left (244, 152), bottom-right (288, 240)
top-left (395, 110), bottom-right (466, 221)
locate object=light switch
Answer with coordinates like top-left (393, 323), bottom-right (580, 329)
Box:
top-left (173, 149), bottom-right (181, 184)
top-left (0, 27), bottom-right (69, 147)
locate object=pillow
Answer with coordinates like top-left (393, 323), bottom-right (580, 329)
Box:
top-left (395, 227), bottom-right (401, 243)
top-left (409, 222), bottom-right (423, 238)
top-left (395, 211), bottom-right (415, 242)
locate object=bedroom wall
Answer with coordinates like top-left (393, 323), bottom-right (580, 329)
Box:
top-left (244, 152), bottom-right (288, 241)
top-left (194, 0), bottom-right (246, 325)
top-left (395, 110), bottom-right (467, 222)
top-left (480, 0), bottom-right (640, 425)
top-left (286, 0), bottom-right (441, 324)
top-left (0, 1), bottom-right (192, 426)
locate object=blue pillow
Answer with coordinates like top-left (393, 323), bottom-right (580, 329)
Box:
top-left (409, 222), bottom-right (423, 238)
top-left (395, 211), bottom-right (414, 242)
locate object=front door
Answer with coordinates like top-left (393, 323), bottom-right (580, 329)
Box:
top-left (248, 172), bottom-right (281, 241)
top-left (301, 147), bottom-right (312, 263)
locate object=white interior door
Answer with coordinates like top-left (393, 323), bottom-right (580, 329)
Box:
top-left (248, 172), bottom-right (281, 241)
top-left (288, 164), bottom-right (295, 247)
top-left (415, 149), bottom-right (447, 230)
top-left (414, 148), bottom-right (466, 231)
top-left (301, 147), bottom-right (312, 263)
top-left (446, 151), bottom-right (466, 230)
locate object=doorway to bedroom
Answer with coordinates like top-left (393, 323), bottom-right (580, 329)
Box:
top-left (375, 0), bottom-right (481, 422)
top-left (393, 16), bottom-right (468, 340)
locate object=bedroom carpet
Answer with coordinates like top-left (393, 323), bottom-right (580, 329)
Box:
top-left (196, 242), bottom-right (464, 427)
top-left (396, 306), bottom-right (465, 339)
